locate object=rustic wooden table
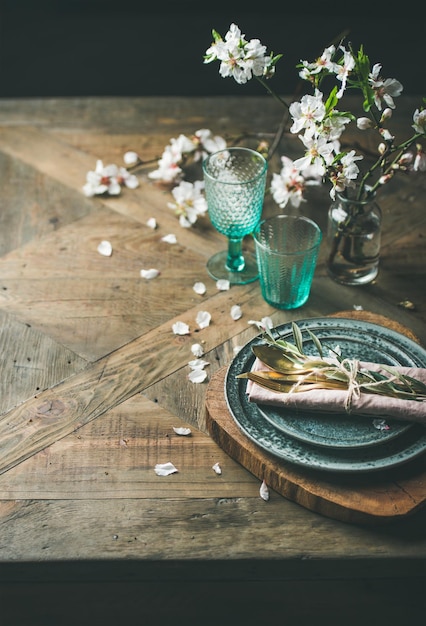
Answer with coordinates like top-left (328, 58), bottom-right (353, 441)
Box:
top-left (0, 96), bottom-right (425, 625)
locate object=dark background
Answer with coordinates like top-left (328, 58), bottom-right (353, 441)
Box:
top-left (0, 0), bottom-right (424, 98)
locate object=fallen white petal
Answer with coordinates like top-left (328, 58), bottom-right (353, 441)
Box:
top-left (216, 279), bottom-right (230, 291)
top-left (373, 419), bottom-right (390, 431)
top-left (353, 304), bottom-right (364, 310)
top-left (97, 240), bottom-right (113, 256)
top-left (191, 343), bottom-right (204, 357)
top-left (188, 369), bottom-right (208, 384)
top-left (140, 268), bottom-right (160, 279)
top-left (230, 305), bottom-right (242, 320)
top-left (193, 282), bottom-right (207, 295)
top-left (248, 317), bottom-right (273, 331)
top-left (212, 462), bottom-right (222, 475)
top-left (172, 321), bottom-right (190, 335)
top-left (188, 358), bottom-right (209, 370)
top-left (173, 426), bottom-right (192, 436)
top-left (162, 233), bottom-right (177, 244)
top-left (147, 217), bottom-right (157, 229)
top-left (260, 480), bottom-right (270, 501)
top-left (196, 310), bottom-right (211, 329)
top-left (154, 462), bottom-right (179, 476)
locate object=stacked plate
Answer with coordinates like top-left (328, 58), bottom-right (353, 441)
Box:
top-left (225, 318), bottom-right (426, 473)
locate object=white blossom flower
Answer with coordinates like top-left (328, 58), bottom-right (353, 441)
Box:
top-left (204, 25), bottom-right (425, 209)
top-left (368, 63), bottom-right (403, 110)
top-left (294, 134), bottom-right (335, 176)
top-left (83, 160), bottom-right (122, 197)
top-left (298, 45), bottom-right (336, 79)
top-left (413, 109), bottom-right (426, 134)
top-left (289, 92), bottom-right (326, 136)
top-left (167, 180), bottom-right (207, 226)
top-left (328, 150), bottom-right (363, 198)
top-left (148, 145), bottom-right (183, 183)
top-left (204, 23), bottom-right (272, 85)
top-left (270, 156), bottom-right (306, 209)
top-left (333, 46), bottom-right (355, 98)
top-left (193, 129), bottom-right (227, 160)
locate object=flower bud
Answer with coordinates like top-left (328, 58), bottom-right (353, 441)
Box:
top-left (399, 152), bottom-right (414, 165)
top-left (414, 150), bottom-right (426, 172)
top-left (356, 117), bottom-right (373, 130)
top-left (379, 128), bottom-right (394, 141)
top-left (378, 143), bottom-right (387, 155)
top-left (380, 108), bottom-right (392, 122)
top-left (123, 151), bottom-right (139, 166)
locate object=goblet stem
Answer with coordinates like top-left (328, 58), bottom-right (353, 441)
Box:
top-left (226, 238), bottom-right (245, 272)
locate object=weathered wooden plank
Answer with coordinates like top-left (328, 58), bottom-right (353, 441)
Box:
top-left (0, 151), bottom-right (95, 256)
top-left (0, 393), bottom-right (254, 500)
top-left (0, 309), bottom-right (87, 415)
top-left (0, 492), bottom-right (425, 563)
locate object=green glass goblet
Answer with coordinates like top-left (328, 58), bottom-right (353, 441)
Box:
top-left (202, 147), bottom-right (268, 284)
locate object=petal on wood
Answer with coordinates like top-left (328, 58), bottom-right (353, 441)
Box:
top-left (97, 240), bottom-right (113, 256)
top-left (161, 233), bottom-right (177, 244)
top-left (193, 282), bottom-right (207, 295)
top-left (188, 369), bottom-right (208, 384)
top-left (188, 358), bottom-right (209, 370)
top-left (140, 268), bottom-right (160, 279)
top-left (231, 305), bottom-right (242, 320)
top-left (172, 321), bottom-right (190, 335)
top-left (191, 343), bottom-right (204, 357)
top-left (196, 311), bottom-right (211, 329)
top-left (216, 279), bottom-right (230, 291)
top-left (147, 217), bottom-right (157, 229)
top-left (212, 462), bottom-right (222, 475)
top-left (260, 479), bottom-right (270, 501)
top-left (173, 426), bottom-right (192, 436)
top-left (154, 462), bottom-right (179, 476)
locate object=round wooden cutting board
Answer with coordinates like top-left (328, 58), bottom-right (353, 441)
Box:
top-left (205, 312), bottom-right (426, 525)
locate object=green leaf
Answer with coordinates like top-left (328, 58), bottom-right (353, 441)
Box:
top-left (292, 322), bottom-right (304, 354)
top-left (307, 330), bottom-right (323, 358)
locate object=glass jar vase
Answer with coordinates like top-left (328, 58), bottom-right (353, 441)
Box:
top-left (327, 191), bottom-right (382, 286)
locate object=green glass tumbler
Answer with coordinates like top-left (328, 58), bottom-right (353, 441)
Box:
top-left (203, 147), bottom-right (267, 284)
top-left (254, 214), bottom-right (322, 309)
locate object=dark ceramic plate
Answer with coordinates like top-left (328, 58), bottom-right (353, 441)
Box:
top-left (224, 318), bottom-right (426, 473)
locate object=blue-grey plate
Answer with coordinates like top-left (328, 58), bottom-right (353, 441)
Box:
top-left (225, 317), bottom-right (426, 473)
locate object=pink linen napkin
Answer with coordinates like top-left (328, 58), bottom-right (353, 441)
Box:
top-left (246, 358), bottom-right (426, 425)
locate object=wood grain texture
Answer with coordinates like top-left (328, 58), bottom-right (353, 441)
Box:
top-left (0, 97), bottom-right (425, 612)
